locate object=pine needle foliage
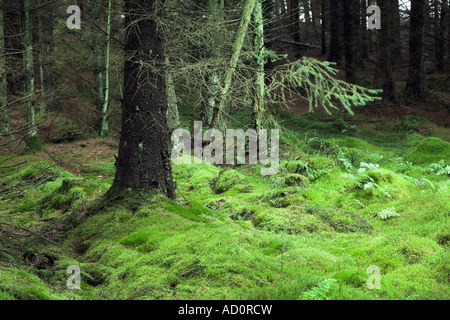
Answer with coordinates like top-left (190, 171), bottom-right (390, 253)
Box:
top-left (269, 58), bottom-right (382, 115)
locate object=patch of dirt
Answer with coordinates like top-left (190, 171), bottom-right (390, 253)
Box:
top-left (36, 137), bottom-right (119, 175)
top-left (1, 100), bottom-right (119, 175)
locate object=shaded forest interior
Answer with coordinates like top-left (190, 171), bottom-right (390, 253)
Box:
top-left (0, 0), bottom-right (449, 301)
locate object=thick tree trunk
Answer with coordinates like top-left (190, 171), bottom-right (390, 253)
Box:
top-left (405, 0), bottom-right (428, 98)
top-left (38, 0), bottom-right (58, 113)
top-left (0, 1), bottom-right (9, 135)
top-left (109, 0), bottom-right (175, 199)
top-left (23, 0), bottom-right (41, 151)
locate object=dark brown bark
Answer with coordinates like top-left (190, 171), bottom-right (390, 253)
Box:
top-left (360, 0), bottom-right (369, 60)
top-left (391, 0), bottom-right (401, 57)
top-left (321, 0), bottom-right (327, 54)
top-left (448, 0), bottom-right (450, 68)
top-left (376, 0), bottom-right (396, 101)
top-left (405, 0), bottom-right (429, 98)
top-left (4, 3), bottom-right (23, 95)
top-left (343, 0), bottom-right (358, 83)
top-left (290, 0), bottom-right (300, 42)
top-left (38, 0), bottom-right (59, 112)
top-left (328, 0), bottom-right (342, 62)
top-left (109, 0), bottom-right (176, 199)
top-left (436, 0), bottom-right (446, 70)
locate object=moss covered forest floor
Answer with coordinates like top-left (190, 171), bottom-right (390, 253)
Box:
top-left (1, 72), bottom-right (449, 300)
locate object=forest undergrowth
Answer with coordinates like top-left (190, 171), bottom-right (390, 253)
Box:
top-left (0, 109), bottom-right (449, 300)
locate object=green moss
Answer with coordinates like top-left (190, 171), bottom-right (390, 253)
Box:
top-left (284, 174), bottom-right (310, 188)
top-left (165, 200), bottom-right (211, 222)
top-left (407, 137), bottom-right (450, 164)
top-left (49, 194), bottom-right (68, 209)
top-left (214, 169), bottom-right (246, 194)
top-left (19, 167), bottom-right (38, 180)
top-left (2, 127), bottom-right (450, 300)
top-left (332, 270), bottom-right (365, 287)
top-left (25, 135), bottom-right (42, 153)
top-left (283, 160), bottom-right (308, 174)
top-left (305, 204), bottom-right (373, 233)
top-left (334, 137), bottom-right (380, 151)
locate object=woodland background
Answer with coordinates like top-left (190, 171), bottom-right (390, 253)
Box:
top-left (0, 0), bottom-right (449, 300)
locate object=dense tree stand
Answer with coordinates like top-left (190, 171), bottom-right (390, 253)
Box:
top-left (108, 0), bottom-right (175, 200)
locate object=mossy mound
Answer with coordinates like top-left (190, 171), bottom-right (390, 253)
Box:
top-left (407, 137), bottom-right (450, 164)
top-left (172, 158), bottom-right (221, 196)
top-left (284, 174), bottom-right (310, 188)
top-left (305, 204), bottom-right (373, 234)
top-left (213, 169), bottom-right (247, 194)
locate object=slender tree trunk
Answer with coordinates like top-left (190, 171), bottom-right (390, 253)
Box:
top-left (23, 0), bottom-right (41, 151)
top-left (203, 0), bottom-right (224, 127)
top-left (98, 0), bottom-right (111, 137)
top-left (109, 0), bottom-right (175, 199)
top-left (290, 0), bottom-right (300, 42)
top-left (328, 0), bottom-right (342, 62)
top-left (91, 0), bottom-right (105, 137)
top-left (303, 1), bottom-right (311, 23)
top-left (360, 0), bottom-right (369, 60)
top-left (263, 0), bottom-right (275, 72)
top-left (38, 0), bottom-right (58, 113)
top-left (211, 0), bottom-right (256, 129)
top-left (165, 55), bottom-right (180, 132)
top-left (436, 0), bottom-right (446, 70)
top-left (0, 0), bottom-right (9, 135)
top-left (405, 0), bottom-right (428, 98)
top-left (343, 0), bottom-right (358, 83)
top-left (377, 0), bottom-right (396, 101)
top-left (447, 0), bottom-right (450, 69)
top-left (311, 0), bottom-right (321, 37)
top-left (252, 0), bottom-right (265, 131)
top-left (391, 0), bottom-right (401, 57)
top-left (321, 0), bottom-right (327, 54)
top-left (4, 3), bottom-right (23, 96)
top-left (303, 0), bottom-right (311, 42)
